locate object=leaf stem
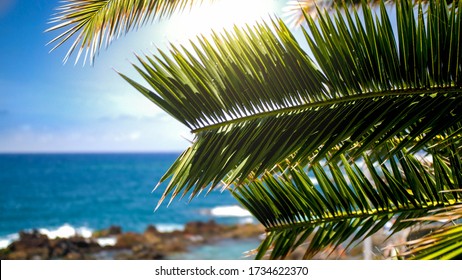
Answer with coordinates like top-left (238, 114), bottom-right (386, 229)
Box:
top-left (192, 86), bottom-right (462, 133)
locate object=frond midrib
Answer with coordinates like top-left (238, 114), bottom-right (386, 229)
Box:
top-left (192, 85), bottom-right (462, 133)
top-left (263, 199), bottom-right (462, 233)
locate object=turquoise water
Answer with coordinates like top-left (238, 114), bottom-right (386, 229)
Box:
top-left (168, 238), bottom-right (261, 260)
top-left (0, 153), bottom-right (255, 249)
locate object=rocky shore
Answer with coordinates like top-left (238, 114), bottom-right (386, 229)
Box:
top-left (0, 221), bottom-right (265, 260)
top-left (1, 220), bottom-right (415, 260)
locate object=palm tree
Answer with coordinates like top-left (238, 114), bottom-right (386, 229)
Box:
top-left (48, 0), bottom-right (462, 259)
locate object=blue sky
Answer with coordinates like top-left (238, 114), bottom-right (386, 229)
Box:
top-left (0, 0), bottom-right (282, 153)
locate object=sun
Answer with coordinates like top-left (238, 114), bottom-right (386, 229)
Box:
top-left (160, 0), bottom-right (279, 43)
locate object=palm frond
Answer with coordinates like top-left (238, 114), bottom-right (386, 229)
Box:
top-left (46, 0), bottom-right (210, 64)
top-left (283, 0), bottom-right (381, 27)
top-left (426, 124), bottom-right (462, 153)
top-left (282, 0), bottom-right (460, 27)
top-left (233, 149), bottom-right (462, 259)
top-left (121, 0), bottom-right (462, 205)
top-left (398, 204), bottom-right (462, 260)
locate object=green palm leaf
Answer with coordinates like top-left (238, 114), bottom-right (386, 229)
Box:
top-left (233, 148), bottom-right (462, 259)
top-left (283, 0), bottom-right (382, 26)
top-left (283, 0), bottom-right (459, 27)
top-left (46, 0), bottom-right (210, 64)
top-left (121, 0), bottom-right (462, 205)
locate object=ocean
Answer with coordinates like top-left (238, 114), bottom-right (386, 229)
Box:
top-left (0, 153), bottom-right (258, 257)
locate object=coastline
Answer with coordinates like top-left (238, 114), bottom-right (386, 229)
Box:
top-left (0, 220), bottom-right (411, 260)
top-left (0, 220), bottom-right (265, 260)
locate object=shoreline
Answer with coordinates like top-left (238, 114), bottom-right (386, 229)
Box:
top-left (0, 220), bottom-right (265, 260)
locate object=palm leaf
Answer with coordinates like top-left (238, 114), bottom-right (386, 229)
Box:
top-left (283, 0), bottom-right (382, 27)
top-left (397, 204), bottom-right (462, 260)
top-left (120, 0), bottom-right (462, 205)
top-left (282, 0), bottom-right (459, 27)
top-left (46, 0), bottom-right (210, 64)
top-left (233, 149), bottom-right (462, 259)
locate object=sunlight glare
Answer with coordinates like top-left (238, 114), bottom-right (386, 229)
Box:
top-left (161, 0), bottom-right (278, 43)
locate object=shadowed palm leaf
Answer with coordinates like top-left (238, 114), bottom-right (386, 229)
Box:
top-left (233, 147), bottom-right (462, 259)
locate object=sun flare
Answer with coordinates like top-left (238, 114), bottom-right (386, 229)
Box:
top-left (161, 0), bottom-right (278, 43)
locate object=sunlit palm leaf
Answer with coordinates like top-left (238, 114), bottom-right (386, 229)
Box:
top-left (233, 149), bottom-right (462, 259)
top-left (121, 0), bottom-right (462, 205)
top-left (283, 0), bottom-right (381, 27)
top-left (282, 0), bottom-right (459, 27)
top-left (46, 0), bottom-right (209, 64)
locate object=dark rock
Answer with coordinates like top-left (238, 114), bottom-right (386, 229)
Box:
top-left (156, 236), bottom-right (189, 253)
top-left (0, 221), bottom-right (268, 260)
top-left (92, 225), bottom-right (122, 238)
top-left (131, 244), bottom-right (164, 260)
top-left (184, 220), bottom-right (225, 236)
top-left (113, 248), bottom-right (163, 260)
top-left (10, 231), bottom-right (49, 251)
top-left (114, 232), bottom-right (147, 249)
top-left (49, 236), bottom-right (101, 259)
top-left (6, 251), bottom-right (29, 260)
top-left (143, 227), bottom-right (162, 245)
top-left (5, 230), bottom-right (51, 260)
top-left (224, 223), bottom-right (265, 239)
top-left (64, 252), bottom-right (84, 260)
top-left (68, 236), bottom-right (100, 249)
top-left (144, 225), bottom-right (158, 235)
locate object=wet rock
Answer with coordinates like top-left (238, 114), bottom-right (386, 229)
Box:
top-left (64, 252), bottom-right (84, 260)
top-left (7, 251), bottom-right (29, 260)
top-left (114, 232), bottom-right (147, 249)
top-left (143, 227), bottom-right (162, 245)
top-left (49, 236), bottom-right (101, 259)
top-left (144, 225), bottom-right (159, 235)
top-left (131, 244), bottom-right (164, 260)
top-left (224, 223), bottom-right (265, 239)
top-left (5, 231), bottom-right (51, 260)
top-left (11, 231), bottom-right (49, 251)
top-left (0, 221), bottom-right (269, 260)
top-left (184, 220), bottom-right (225, 236)
top-left (1, 229), bottom-right (103, 260)
top-left (92, 225), bottom-right (122, 238)
top-left (156, 236), bottom-right (189, 252)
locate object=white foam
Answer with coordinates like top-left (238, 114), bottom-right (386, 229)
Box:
top-left (210, 205), bottom-right (252, 217)
top-left (77, 227), bottom-right (93, 238)
top-left (0, 233), bottom-right (19, 249)
top-left (238, 217), bottom-right (256, 224)
top-left (155, 224), bottom-right (185, 232)
top-left (96, 237), bottom-right (117, 247)
top-left (38, 224), bottom-right (93, 239)
top-left (0, 224), bottom-right (93, 249)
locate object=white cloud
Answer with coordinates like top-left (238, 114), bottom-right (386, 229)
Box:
top-left (0, 113), bottom-right (191, 153)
